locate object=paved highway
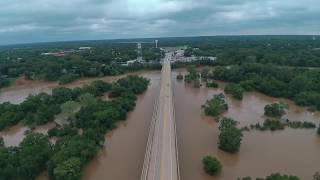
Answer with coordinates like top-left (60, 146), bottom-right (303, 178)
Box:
top-left (141, 53), bottom-right (180, 180)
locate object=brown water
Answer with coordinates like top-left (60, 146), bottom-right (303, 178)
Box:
top-left (0, 122), bottom-right (56, 147)
top-left (172, 70), bottom-right (320, 180)
top-left (2, 69), bottom-right (320, 180)
top-left (0, 71), bottom-right (154, 104)
top-left (82, 71), bottom-right (161, 180)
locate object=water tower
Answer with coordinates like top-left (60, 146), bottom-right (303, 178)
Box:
top-left (155, 40), bottom-right (159, 48)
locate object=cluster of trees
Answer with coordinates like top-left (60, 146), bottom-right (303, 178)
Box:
top-left (202, 93), bottom-right (228, 117)
top-left (0, 75), bottom-right (149, 180)
top-left (264, 103), bottom-right (288, 118)
top-left (142, 47), bottom-right (164, 61)
top-left (0, 133), bottom-right (53, 180)
top-left (47, 76), bottom-right (149, 180)
top-left (202, 156), bottom-right (222, 176)
top-left (211, 63), bottom-right (320, 110)
top-left (249, 119), bottom-right (316, 131)
top-left (184, 66), bottom-right (201, 88)
top-left (224, 83), bottom-right (244, 100)
top-left (0, 80), bottom-right (112, 130)
top-left (239, 173), bottom-right (300, 180)
top-left (218, 117), bottom-right (243, 153)
top-left (206, 80), bottom-right (218, 88)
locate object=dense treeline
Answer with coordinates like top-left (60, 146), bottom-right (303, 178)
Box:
top-left (0, 80), bottom-right (112, 130)
top-left (249, 119), bottom-right (316, 131)
top-left (211, 63), bottom-right (320, 110)
top-left (239, 173), bottom-right (300, 180)
top-left (142, 46), bottom-right (164, 61)
top-left (178, 36), bottom-right (320, 67)
top-left (0, 75), bottom-right (149, 180)
top-left (0, 43), bottom-right (161, 88)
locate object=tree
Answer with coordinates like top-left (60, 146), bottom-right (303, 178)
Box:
top-left (202, 93), bottom-right (228, 117)
top-left (0, 137), bottom-right (4, 147)
top-left (53, 158), bottom-right (82, 180)
top-left (224, 83), bottom-right (244, 100)
top-left (202, 156), bottom-right (222, 176)
top-left (176, 73), bottom-right (183, 80)
top-left (264, 103), bottom-right (287, 118)
top-left (218, 118), bottom-right (243, 153)
top-left (317, 126), bottom-right (320, 135)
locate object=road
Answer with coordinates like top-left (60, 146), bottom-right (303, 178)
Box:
top-left (141, 53), bottom-right (180, 180)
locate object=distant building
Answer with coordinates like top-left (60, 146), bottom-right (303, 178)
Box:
top-left (79, 47), bottom-right (92, 50)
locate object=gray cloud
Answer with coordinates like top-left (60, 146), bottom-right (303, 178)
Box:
top-left (0, 0), bottom-right (319, 45)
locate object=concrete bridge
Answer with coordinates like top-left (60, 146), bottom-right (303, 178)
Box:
top-left (141, 53), bottom-right (180, 180)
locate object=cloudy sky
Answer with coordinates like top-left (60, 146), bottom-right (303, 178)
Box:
top-left (0, 0), bottom-right (319, 45)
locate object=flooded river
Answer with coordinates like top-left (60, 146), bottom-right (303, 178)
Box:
top-left (1, 70), bottom-right (320, 179)
top-left (172, 70), bottom-right (320, 180)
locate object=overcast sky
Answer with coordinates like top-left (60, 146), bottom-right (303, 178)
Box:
top-left (0, 0), bottom-right (319, 45)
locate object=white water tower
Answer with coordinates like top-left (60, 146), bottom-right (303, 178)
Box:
top-left (155, 40), bottom-right (158, 48)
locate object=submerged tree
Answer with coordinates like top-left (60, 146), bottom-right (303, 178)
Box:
top-left (264, 102), bottom-right (288, 118)
top-left (202, 93), bottom-right (228, 117)
top-left (202, 156), bottom-right (222, 176)
top-left (218, 117), bottom-right (243, 153)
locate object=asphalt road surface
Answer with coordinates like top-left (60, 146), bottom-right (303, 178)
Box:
top-left (141, 53), bottom-right (179, 180)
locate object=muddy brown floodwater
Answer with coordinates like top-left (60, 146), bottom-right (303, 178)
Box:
top-left (82, 71), bottom-right (161, 180)
top-left (2, 69), bottom-right (320, 180)
top-left (172, 70), bottom-right (320, 180)
top-left (0, 71), bottom-right (153, 104)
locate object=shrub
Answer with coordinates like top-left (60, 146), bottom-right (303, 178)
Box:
top-left (176, 73), bottom-right (183, 80)
top-left (202, 156), bottom-right (222, 176)
top-left (206, 81), bottom-right (218, 88)
top-left (264, 103), bottom-right (287, 118)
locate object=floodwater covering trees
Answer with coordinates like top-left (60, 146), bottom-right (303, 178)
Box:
top-left (202, 93), bottom-right (228, 117)
top-left (0, 75), bottom-right (149, 180)
top-left (218, 117), bottom-right (243, 153)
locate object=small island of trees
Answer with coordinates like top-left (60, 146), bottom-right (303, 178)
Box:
top-left (264, 103), bottom-right (287, 118)
top-left (202, 93), bottom-right (228, 117)
top-left (218, 117), bottom-right (243, 153)
top-left (202, 156), bottom-right (222, 176)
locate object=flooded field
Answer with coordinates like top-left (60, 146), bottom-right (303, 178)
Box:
top-left (1, 70), bottom-right (320, 179)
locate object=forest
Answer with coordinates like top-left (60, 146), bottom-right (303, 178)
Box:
top-left (0, 42), bottom-right (161, 88)
top-left (207, 63), bottom-right (320, 110)
top-left (0, 75), bottom-right (149, 180)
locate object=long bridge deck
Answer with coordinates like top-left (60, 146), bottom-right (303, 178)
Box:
top-left (141, 54), bottom-right (180, 180)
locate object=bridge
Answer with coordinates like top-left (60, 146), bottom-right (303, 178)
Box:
top-left (141, 53), bottom-right (180, 180)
